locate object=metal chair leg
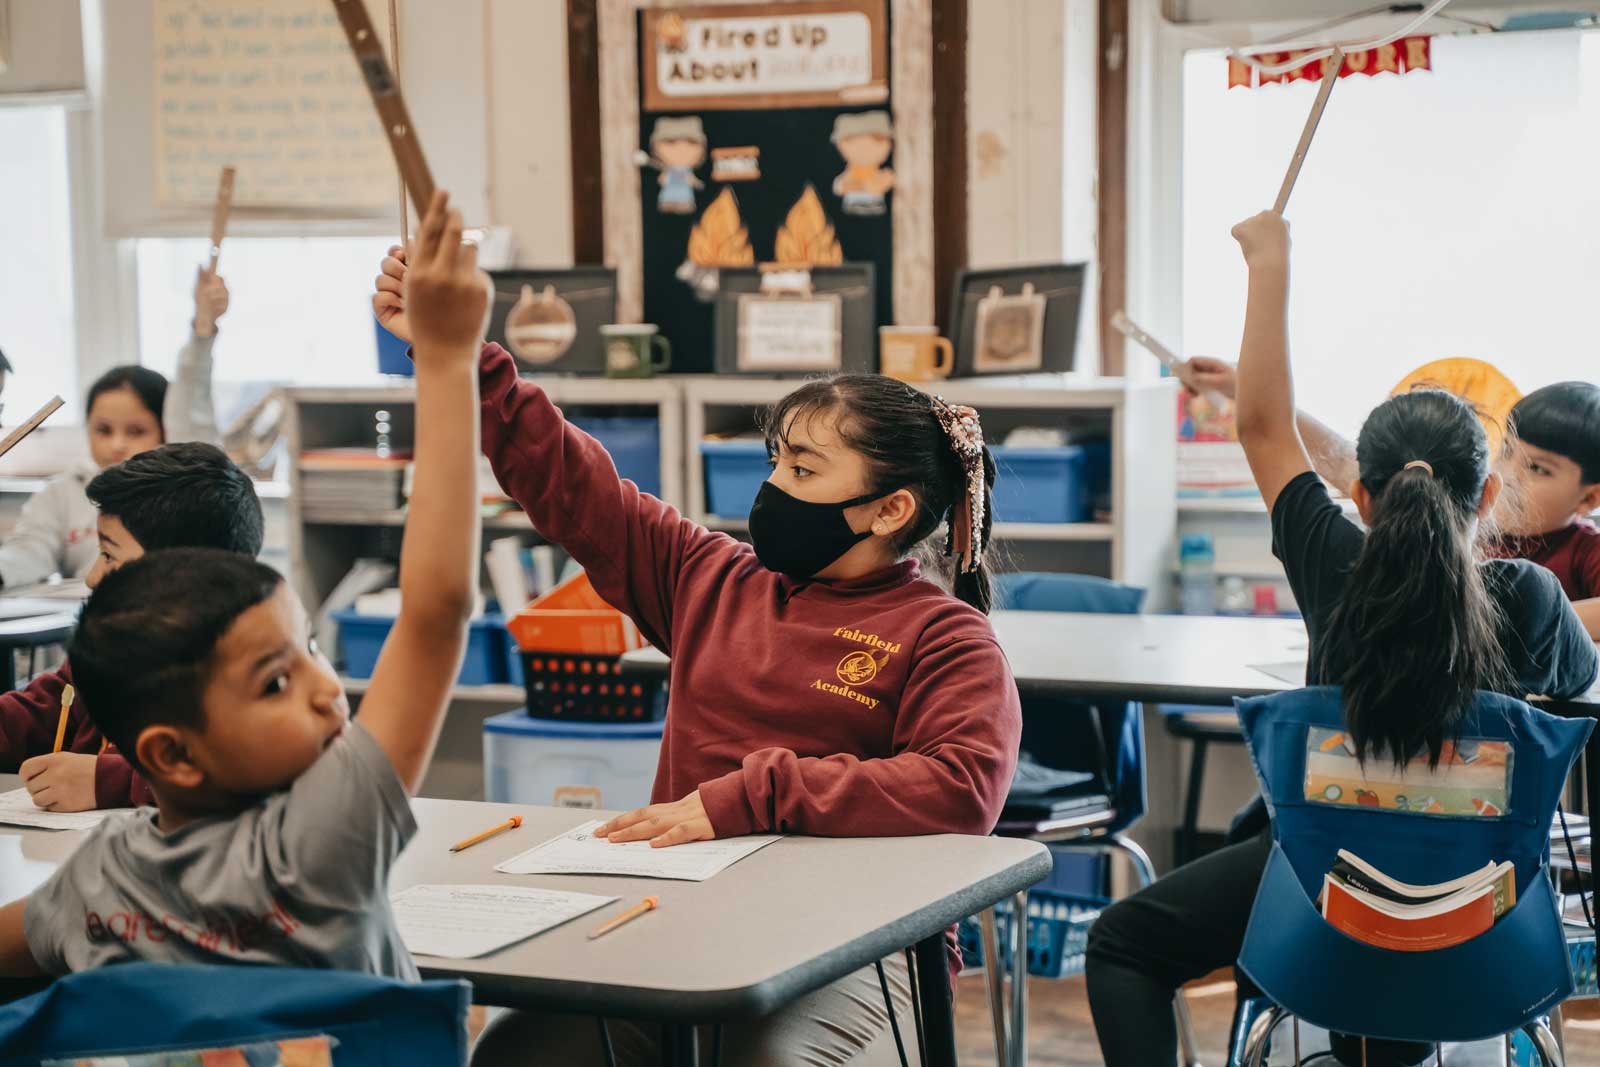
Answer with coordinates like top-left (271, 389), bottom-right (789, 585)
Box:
top-left (1525, 1019), bottom-right (1566, 1067)
top-left (1551, 1004), bottom-right (1567, 1054)
top-left (1175, 992), bottom-right (1203, 1067)
top-left (978, 908), bottom-right (1009, 1067)
top-left (1008, 889), bottom-right (1028, 1067)
top-left (1110, 832), bottom-right (1157, 888)
top-left (1240, 1004), bottom-right (1287, 1067)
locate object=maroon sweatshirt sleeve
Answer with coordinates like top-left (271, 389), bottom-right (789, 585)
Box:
top-left (94, 751), bottom-right (154, 809)
top-left (477, 343), bottom-right (734, 651)
top-left (697, 636), bottom-right (1022, 838)
top-left (0, 665), bottom-right (74, 772)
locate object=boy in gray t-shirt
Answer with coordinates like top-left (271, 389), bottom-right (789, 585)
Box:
top-left (0, 190), bottom-right (490, 980)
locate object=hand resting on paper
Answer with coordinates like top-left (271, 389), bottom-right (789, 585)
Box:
top-left (596, 789), bottom-right (715, 848)
top-left (18, 751), bottom-right (97, 813)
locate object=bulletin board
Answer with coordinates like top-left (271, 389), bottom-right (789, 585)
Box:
top-left (598, 0), bottom-right (935, 364)
top-left (636, 1), bottom-right (894, 373)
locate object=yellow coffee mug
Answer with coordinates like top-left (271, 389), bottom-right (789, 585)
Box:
top-left (879, 326), bottom-right (954, 383)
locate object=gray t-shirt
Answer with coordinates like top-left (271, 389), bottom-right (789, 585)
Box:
top-left (24, 723), bottom-right (418, 979)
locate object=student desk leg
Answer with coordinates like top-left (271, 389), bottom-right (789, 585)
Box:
top-left (914, 932), bottom-right (959, 1067)
top-left (661, 1023), bottom-right (697, 1066)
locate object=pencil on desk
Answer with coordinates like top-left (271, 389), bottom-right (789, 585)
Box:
top-left (588, 896), bottom-right (659, 940)
top-left (52, 684), bottom-right (75, 754)
top-left (449, 815), bottom-right (522, 853)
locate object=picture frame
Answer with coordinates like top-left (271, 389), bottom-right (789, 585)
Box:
top-left (713, 264), bottom-right (876, 376)
top-left (487, 268), bottom-right (618, 377)
top-left (947, 263), bottom-right (1088, 378)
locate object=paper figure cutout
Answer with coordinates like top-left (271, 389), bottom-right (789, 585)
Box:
top-left (973, 283), bottom-right (1046, 372)
top-left (712, 145), bottom-right (761, 182)
top-left (646, 116), bottom-right (707, 215)
top-left (831, 110), bottom-right (895, 216)
top-left (657, 13), bottom-right (689, 53)
top-left (505, 284), bottom-right (578, 367)
top-left (1391, 357), bottom-right (1522, 454)
top-left (678, 187), bottom-right (754, 300)
top-left (774, 185), bottom-right (843, 266)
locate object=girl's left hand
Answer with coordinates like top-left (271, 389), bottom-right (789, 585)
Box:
top-left (596, 790), bottom-right (714, 848)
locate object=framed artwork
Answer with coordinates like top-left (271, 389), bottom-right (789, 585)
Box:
top-left (714, 264), bottom-right (875, 376)
top-left (948, 263), bottom-right (1087, 378)
top-left (487, 268), bottom-right (618, 376)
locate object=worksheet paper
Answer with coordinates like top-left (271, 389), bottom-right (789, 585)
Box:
top-left (0, 788), bottom-right (108, 831)
top-left (1249, 661), bottom-right (1307, 686)
top-left (391, 884), bottom-right (619, 959)
top-left (497, 820), bottom-right (781, 882)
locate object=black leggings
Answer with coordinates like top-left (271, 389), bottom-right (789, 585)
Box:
top-left (1085, 830), bottom-right (1433, 1067)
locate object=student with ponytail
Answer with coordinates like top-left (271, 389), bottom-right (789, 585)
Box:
top-left (374, 251), bottom-right (1020, 1066)
top-left (1085, 213), bottom-right (1597, 1067)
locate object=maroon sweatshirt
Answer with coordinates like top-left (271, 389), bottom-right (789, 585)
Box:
top-left (0, 659), bottom-right (153, 809)
top-left (479, 343), bottom-right (1023, 985)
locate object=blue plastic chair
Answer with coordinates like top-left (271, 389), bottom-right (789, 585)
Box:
top-left (987, 573), bottom-right (1198, 1067)
top-left (0, 963), bottom-right (471, 1066)
top-left (1228, 687), bottom-right (1592, 1067)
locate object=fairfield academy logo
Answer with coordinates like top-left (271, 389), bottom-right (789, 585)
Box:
top-left (836, 649), bottom-right (890, 686)
top-left (833, 627), bottom-right (902, 655)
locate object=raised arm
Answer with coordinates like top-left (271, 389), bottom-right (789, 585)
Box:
top-left (358, 192), bottom-right (485, 795)
top-left (162, 268), bottom-right (227, 447)
top-left (1231, 212), bottom-right (1315, 512)
top-left (1186, 356), bottom-right (1358, 492)
top-left (373, 254), bottom-right (730, 651)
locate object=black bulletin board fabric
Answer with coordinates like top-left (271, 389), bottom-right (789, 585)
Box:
top-left (637, 14), bottom-right (894, 374)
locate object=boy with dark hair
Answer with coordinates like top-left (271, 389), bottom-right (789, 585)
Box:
top-left (1, 441), bottom-right (264, 812)
top-left (1496, 381), bottom-right (1600, 638)
top-left (0, 189), bottom-right (485, 979)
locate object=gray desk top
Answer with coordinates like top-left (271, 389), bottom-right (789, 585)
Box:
top-left (0, 784), bottom-right (1050, 1020)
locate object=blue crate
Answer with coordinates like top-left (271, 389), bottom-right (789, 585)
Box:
top-left (989, 445), bottom-right (1092, 525)
top-left (335, 609), bottom-right (509, 686)
top-left (957, 888), bottom-right (1107, 979)
top-left (700, 439), bottom-right (770, 519)
top-left (1078, 439), bottom-right (1111, 513)
top-left (374, 316), bottom-right (414, 377)
top-left (570, 417), bottom-right (662, 499)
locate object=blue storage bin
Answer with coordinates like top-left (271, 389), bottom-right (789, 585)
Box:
top-left (990, 444), bottom-right (1091, 525)
top-left (1078, 439), bottom-right (1111, 512)
top-left (570, 417), bottom-right (662, 499)
top-left (957, 888), bottom-right (1107, 979)
top-left (374, 316), bottom-right (414, 377)
top-left (700, 438), bottom-right (770, 518)
top-left (335, 609), bottom-right (509, 686)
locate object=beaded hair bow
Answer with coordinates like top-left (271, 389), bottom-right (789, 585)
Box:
top-left (929, 396), bottom-right (987, 573)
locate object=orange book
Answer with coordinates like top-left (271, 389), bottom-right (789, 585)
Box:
top-left (1321, 873), bottom-right (1500, 952)
top-left (508, 572), bottom-right (645, 655)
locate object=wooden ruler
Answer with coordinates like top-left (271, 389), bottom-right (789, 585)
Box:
top-left (1273, 48), bottom-right (1343, 215)
top-left (0, 397), bottom-right (65, 463)
top-left (387, 0), bottom-right (407, 245)
top-left (330, 0), bottom-right (435, 211)
top-left (207, 165), bottom-right (236, 273)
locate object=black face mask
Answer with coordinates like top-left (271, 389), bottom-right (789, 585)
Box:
top-left (748, 481), bottom-right (882, 578)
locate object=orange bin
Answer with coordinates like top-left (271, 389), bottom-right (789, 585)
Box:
top-left (508, 572), bottom-right (646, 657)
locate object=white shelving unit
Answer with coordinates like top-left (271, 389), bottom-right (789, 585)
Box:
top-left (682, 375), bottom-right (1179, 608)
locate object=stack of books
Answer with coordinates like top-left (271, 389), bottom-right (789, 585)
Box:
top-left (300, 448), bottom-right (412, 512)
top-left (1320, 849), bottom-right (1514, 952)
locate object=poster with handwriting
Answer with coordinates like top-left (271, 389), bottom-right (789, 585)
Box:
top-left (153, 0), bottom-right (395, 214)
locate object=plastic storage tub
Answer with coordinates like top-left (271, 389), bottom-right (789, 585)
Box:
top-left (336, 610), bottom-right (508, 685)
top-left (957, 888), bottom-right (1108, 979)
top-left (700, 439), bottom-right (769, 518)
top-left (483, 711), bottom-right (664, 812)
top-left (570, 416), bottom-right (662, 499)
top-left (989, 444), bottom-right (1091, 525)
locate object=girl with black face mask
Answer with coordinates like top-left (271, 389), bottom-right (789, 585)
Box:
top-left (373, 247), bottom-right (1021, 1067)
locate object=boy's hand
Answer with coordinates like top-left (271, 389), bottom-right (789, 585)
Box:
top-left (193, 268), bottom-right (230, 338)
top-left (1183, 356), bottom-right (1238, 399)
top-left (401, 190), bottom-right (491, 359)
top-left (18, 752), bottom-right (98, 812)
top-left (595, 790), bottom-right (715, 848)
top-left (373, 246), bottom-right (411, 343)
top-left (1231, 211), bottom-right (1290, 270)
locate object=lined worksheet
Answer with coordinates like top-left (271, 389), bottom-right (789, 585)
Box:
top-left (497, 820), bottom-right (781, 881)
top-left (392, 884), bottom-right (619, 958)
top-left (0, 789), bottom-right (108, 832)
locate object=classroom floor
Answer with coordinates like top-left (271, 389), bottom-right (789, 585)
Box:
top-left (950, 973), bottom-right (1600, 1065)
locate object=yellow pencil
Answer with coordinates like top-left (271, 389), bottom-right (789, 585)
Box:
top-left (52, 684), bottom-right (75, 754)
top-left (449, 815), bottom-right (522, 853)
top-left (588, 896), bottom-right (660, 940)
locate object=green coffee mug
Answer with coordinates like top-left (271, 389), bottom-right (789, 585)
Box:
top-left (601, 324), bottom-right (672, 378)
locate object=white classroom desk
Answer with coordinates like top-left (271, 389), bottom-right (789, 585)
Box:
top-left (0, 782), bottom-right (1049, 1067)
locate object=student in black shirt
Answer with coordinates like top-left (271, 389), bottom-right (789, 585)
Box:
top-left (1085, 212), bottom-right (1598, 1067)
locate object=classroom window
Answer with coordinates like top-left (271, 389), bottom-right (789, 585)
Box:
top-left (135, 235), bottom-right (397, 394)
top-left (0, 106), bottom-right (80, 424)
top-left (1181, 28), bottom-right (1600, 437)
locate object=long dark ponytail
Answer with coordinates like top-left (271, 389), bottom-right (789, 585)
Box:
top-left (1327, 389), bottom-right (1508, 767)
top-left (762, 376), bottom-right (999, 613)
